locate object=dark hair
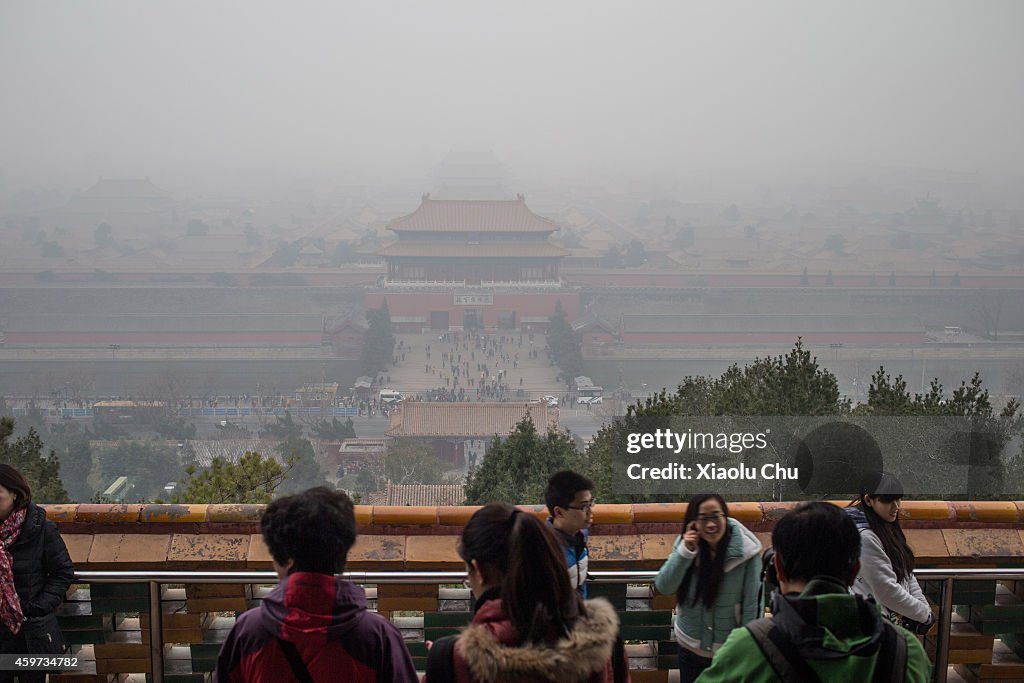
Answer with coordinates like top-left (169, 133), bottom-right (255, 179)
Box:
top-left (0, 464), bottom-right (32, 513)
top-left (678, 493), bottom-right (731, 610)
top-left (544, 470), bottom-right (594, 516)
top-left (261, 487), bottom-right (357, 574)
top-left (773, 501), bottom-right (860, 584)
top-left (459, 503), bottom-right (581, 645)
top-left (852, 472), bottom-right (915, 582)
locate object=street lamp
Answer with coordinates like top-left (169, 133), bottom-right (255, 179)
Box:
top-left (109, 343), bottom-right (121, 360)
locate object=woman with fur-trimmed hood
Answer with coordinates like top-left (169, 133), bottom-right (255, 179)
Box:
top-left (424, 503), bottom-right (629, 683)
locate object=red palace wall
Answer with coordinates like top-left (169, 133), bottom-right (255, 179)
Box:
top-left (567, 272), bottom-right (1024, 289)
top-left (5, 331), bottom-right (322, 345)
top-left (364, 291), bottom-right (580, 331)
top-left (621, 332), bottom-right (927, 345)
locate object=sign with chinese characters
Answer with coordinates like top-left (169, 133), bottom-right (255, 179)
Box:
top-left (454, 294), bottom-right (493, 305)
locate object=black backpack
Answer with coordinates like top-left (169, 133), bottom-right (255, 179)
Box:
top-left (424, 635), bottom-right (458, 683)
top-left (759, 546), bottom-right (780, 614)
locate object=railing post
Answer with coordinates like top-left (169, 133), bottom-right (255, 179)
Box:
top-left (149, 580), bottom-right (163, 683)
top-left (933, 577), bottom-right (954, 683)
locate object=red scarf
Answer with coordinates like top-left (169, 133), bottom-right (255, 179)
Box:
top-left (0, 507), bottom-right (26, 635)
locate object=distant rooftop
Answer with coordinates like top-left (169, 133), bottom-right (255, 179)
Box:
top-left (386, 401), bottom-right (556, 438)
top-left (365, 482), bottom-right (466, 506)
top-left (387, 195), bottom-right (559, 233)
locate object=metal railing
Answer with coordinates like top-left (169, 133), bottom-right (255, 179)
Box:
top-left (72, 568), bottom-right (1024, 683)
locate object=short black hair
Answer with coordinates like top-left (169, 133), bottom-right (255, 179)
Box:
top-left (772, 501), bottom-right (860, 584)
top-left (261, 487), bottom-right (357, 574)
top-left (545, 470), bottom-right (594, 516)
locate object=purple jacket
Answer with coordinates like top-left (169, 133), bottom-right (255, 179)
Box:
top-left (214, 572), bottom-right (417, 683)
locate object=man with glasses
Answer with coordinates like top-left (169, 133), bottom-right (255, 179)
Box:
top-left (545, 470), bottom-right (595, 598)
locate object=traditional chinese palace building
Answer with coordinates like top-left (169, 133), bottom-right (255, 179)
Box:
top-left (370, 194), bottom-right (579, 331)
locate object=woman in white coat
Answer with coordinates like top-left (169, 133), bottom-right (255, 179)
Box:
top-left (845, 472), bottom-right (933, 632)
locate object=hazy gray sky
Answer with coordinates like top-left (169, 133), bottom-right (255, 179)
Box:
top-left (2, 0), bottom-right (1022, 192)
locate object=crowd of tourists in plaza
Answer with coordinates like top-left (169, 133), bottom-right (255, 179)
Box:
top-left (410, 330), bottom-right (553, 403)
top-left (0, 462), bottom-right (934, 682)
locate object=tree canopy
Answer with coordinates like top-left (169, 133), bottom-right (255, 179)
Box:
top-left (464, 416), bottom-right (582, 505)
top-left (360, 299), bottom-right (396, 377)
top-left (312, 417), bottom-right (357, 441)
top-left (176, 452), bottom-right (287, 504)
top-left (258, 411), bottom-right (326, 493)
top-left (547, 301), bottom-right (583, 384)
top-left (585, 341), bottom-right (852, 502)
top-left (0, 417), bottom-right (69, 503)
top-left (276, 435), bottom-right (327, 493)
top-left (384, 439), bottom-right (452, 486)
top-left (92, 440), bottom-right (184, 502)
top-left (583, 340), bottom-right (1022, 502)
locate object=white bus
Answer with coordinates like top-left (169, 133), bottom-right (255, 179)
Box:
top-left (576, 386), bottom-right (604, 404)
top-left (378, 389), bottom-right (403, 405)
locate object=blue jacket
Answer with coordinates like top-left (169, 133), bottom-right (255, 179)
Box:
top-left (549, 518), bottom-right (589, 598)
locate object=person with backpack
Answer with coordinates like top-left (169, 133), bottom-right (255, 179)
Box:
top-left (653, 493), bottom-right (762, 683)
top-left (846, 472), bottom-right (933, 633)
top-left (696, 501), bottom-right (931, 682)
top-left (424, 503), bottom-right (629, 683)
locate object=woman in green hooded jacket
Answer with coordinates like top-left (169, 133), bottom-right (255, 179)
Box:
top-left (654, 493), bottom-right (762, 683)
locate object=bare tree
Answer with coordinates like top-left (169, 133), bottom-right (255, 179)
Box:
top-left (977, 291), bottom-right (1006, 340)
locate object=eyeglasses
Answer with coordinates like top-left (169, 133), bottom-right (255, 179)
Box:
top-left (566, 500), bottom-right (596, 513)
top-left (696, 512), bottom-right (726, 526)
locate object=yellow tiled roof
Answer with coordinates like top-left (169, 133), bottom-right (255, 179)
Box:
top-left (366, 482), bottom-right (467, 506)
top-left (388, 197), bottom-right (559, 233)
top-left (376, 240), bottom-right (569, 258)
top-left (386, 402), bottom-right (556, 437)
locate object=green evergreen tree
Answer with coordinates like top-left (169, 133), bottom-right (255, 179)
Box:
top-left (259, 410), bottom-right (303, 441)
top-left (93, 440), bottom-right (184, 502)
top-left (176, 452), bottom-right (286, 504)
top-left (584, 340), bottom-right (850, 502)
top-left (464, 416), bottom-right (582, 505)
top-left (547, 301), bottom-right (583, 384)
top-left (277, 435), bottom-right (327, 493)
top-left (360, 299), bottom-right (396, 376)
top-left (0, 417), bottom-right (69, 503)
top-left (857, 369), bottom-right (1022, 498)
top-left (312, 417), bottom-right (357, 441)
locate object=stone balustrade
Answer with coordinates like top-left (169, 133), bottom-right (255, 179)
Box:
top-left (43, 502), bottom-right (1024, 682)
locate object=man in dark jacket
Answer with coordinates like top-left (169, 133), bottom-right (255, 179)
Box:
top-left (0, 464), bottom-right (75, 683)
top-left (214, 488), bottom-right (417, 683)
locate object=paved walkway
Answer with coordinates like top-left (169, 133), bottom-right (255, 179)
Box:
top-left (382, 331), bottom-right (566, 401)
